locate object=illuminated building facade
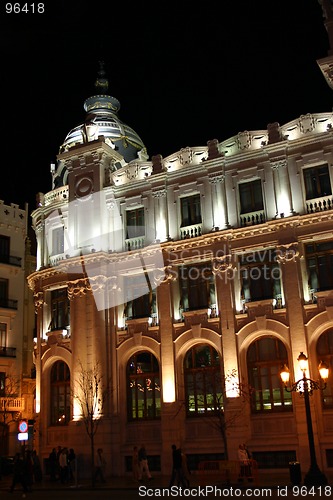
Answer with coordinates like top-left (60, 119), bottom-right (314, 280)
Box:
top-left (0, 201), bottom-right (36, 455)
top-left (28, 6), bottom-right (333, 480)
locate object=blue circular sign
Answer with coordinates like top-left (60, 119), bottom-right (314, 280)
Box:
top-left (18, 420), bottom-right (28, 433)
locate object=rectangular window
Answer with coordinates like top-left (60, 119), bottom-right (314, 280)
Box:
top-left (52, 227), bottom-right (64, 255)
top-left (0, 235), bottom-right (10, 263)
top-left (179, 263), bottom-right (215, 312)
top-left (0, 279), bottom-right (8, 307)
top-left (251, 451), bottom-right (296, 469)
top-left (126, 207), bottom-right (145, 239)
top-left (180, 194), bottom-right (202, 227)
top-left (239, 179), bottom-right (264, 214)
top-left (303, 164), bottom-right (332, 200)
top-left (306, 240), bottom-right (333, 292)
top-left (50, 289), bottom-right (69, 330)
top-left (240, 249), bottom-right (281, 302)
top-left (124, 274), bottom-right (153, 319)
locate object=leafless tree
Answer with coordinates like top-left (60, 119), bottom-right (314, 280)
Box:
top-left (0, 372), bottom-right (21, 455)
top-left (178, 368), bottom-right (253, 461)
top-left (73, 360), bottom-right (109, 487)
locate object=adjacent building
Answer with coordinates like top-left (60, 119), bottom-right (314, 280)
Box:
top-left (0, 201), bottom-right (36, 456)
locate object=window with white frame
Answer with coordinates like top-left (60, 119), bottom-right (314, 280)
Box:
top-left (180, 194), bottom-right (202, 227)
top-left (126, 207), bottom-right (145, 239)
top-left (52, 227), bottom-right (64, 255)
top-left (239, 179), bottom-right (264, 214)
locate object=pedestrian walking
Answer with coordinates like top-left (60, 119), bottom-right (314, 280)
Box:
top-left (10, 452), bottom-right (28, 495)
top-left (48, 447), bottom-right (57, 481)
top-left (32, 450), bottom-right (42, 482)
top-left (168, 444), bottom-right (183, 488)
top-left (68, 448), bottom-right (76, 481)
top-left (138, 444), bottom-right (152, 480)
top-left (59, 447), bottom-right (69, 483)
top-left (132, 446), bottom-right (140, 481)
top-left (95, 448), bottom-right (106, 483)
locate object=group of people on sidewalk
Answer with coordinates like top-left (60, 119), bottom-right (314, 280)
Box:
top-left (132, 444), bottom-right (154, 481)
top-left (48, 446), bottom-right (76, 484)
top-left (132, 443), bottom-right (190, 487)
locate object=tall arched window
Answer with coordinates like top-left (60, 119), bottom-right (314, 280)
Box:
top-left (184, 344), bottom-right (222, 417)
top-left (50, 361), bottom-right (70, 425)
top-left (247, 337), bottom-right (292, 412)
top-left (127, 352), bottom-right (161, 420)
top-left (317, 329), bottom-right (333, 408)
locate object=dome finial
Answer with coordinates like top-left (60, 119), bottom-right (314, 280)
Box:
top-left (94, 60), bottom-right (109, 94)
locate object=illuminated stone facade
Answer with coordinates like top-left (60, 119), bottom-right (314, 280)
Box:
top-left (28, 104), bottom-right (333, 479)
top-left (27, 9), bottom-right (333, 477)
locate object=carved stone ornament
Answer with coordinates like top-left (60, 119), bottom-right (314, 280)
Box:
top-left (34, 292), bottom-right (44, 311)
top-left (152, 266), bottom-right (176, 285)
top-left (270, 159), bottom-right (287, 171)
top-left (212, 255), bottom-right (233, 274)
top-left (208, 173), bottom-right (225, 184)
top-left (67, 278), bottom-right (92, 299)
top-left (276, 243), bottom-right (299, 264)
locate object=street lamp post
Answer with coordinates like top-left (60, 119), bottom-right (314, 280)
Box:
top-left (280, 352), bottom-right (329, 486)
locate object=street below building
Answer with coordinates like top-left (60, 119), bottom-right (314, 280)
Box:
top-left (1, 481), bottom-right (332, 500)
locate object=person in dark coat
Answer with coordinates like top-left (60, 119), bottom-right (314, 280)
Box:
top-left (10, 453), bottom-right (28, 494)
top-left (48, 447), bottom-right (57, 481)
top-left (168, 444), bottom-right (184, 488)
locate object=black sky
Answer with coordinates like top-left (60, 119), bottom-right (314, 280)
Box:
top-left (1, 0), bottom-right (332, 215)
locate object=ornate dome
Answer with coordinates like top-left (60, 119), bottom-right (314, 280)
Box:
top-left (54, 62), bottom-right (147, 188)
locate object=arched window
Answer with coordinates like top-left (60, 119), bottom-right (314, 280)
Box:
top-left (184, 344), bottom-right (222, 417)
top-left (127, 352), bottom-right (161, 420)
top-left (247, 337), bottom-right (292, 412)
top-left (50, 361), bottom-right (70, 425)
top-left (317, 329), bottom-right (333, 408)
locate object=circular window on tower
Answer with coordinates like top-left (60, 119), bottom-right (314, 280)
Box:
top-left (75, 174), bottom-right (94, 197)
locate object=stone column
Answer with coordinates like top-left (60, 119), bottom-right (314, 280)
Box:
top-left (271, 159), bottom-right (295, 217)
top-left (152, 187), bottom-right (168, 242)
top-left (155, 267), bottom-right (179, 474)
top-left (33, 290), bottom-right (44, 454)
top-left (209, 173), bottom-right (228, 230)
top-left (212, 254), bottom-right (238, 389)
top-left (277, 243), bottom-right (324, 472)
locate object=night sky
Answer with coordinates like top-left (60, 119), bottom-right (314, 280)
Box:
top-left (1, 0), bottom-right (332, 215)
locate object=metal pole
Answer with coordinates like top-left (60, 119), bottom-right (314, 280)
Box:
top-left (302, 373), bottom-right (328, 486)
